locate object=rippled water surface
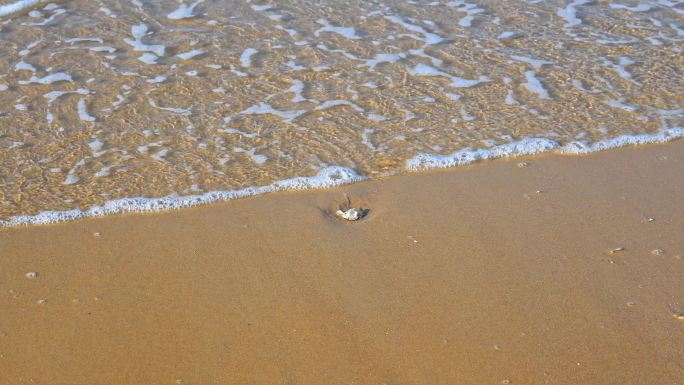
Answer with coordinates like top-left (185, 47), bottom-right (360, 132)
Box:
top-left (1, 0), bottom-right (683, 222)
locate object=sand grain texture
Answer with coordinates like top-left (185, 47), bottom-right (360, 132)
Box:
top-left (1, 142), bottom-right (684, 385)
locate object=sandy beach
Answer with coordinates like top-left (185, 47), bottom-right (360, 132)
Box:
top-left (1, 142), bottom-right (683, 385)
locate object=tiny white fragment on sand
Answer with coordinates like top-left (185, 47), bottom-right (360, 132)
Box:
top-left (609, 247), bottom-right (625, 254)
top-left (37, 299), bottom-right (48, 305)
top-left (651, 248), bottom-right (664, 255)
top-left (25, 271), bottom-right (38, 279)
top-left (336, 208), bottom-right (363, 221)
top-left (517, 161), bottom-right (529, 168)
top-left (673, 312), bottom-right (684, 321)
top-left (93, 232), bottom-right (101, 237)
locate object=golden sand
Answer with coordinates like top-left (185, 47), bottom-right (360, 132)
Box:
top-left (1, 142), bottom-right (683, 384)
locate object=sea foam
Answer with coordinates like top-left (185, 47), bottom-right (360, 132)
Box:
top-left (0, 0), bottom-right (46, 17)
top-left (406, 128), bottom-right (684, 170)
top-left (3, 129), bottom-right (684, 227)
top-left (1, 167), bottom-right (364, 227)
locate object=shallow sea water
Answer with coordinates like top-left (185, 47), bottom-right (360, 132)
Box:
top-left (0, 0), bottom-right (683, 224)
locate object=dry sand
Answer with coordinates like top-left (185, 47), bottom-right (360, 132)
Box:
top-left (1, 142), bottom-right (684, 385)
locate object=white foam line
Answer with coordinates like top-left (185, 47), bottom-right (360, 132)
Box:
top-left (609, 3), bottom-right (651, 12)
top-left (288, 79), bottom-right (307, 102)
top-left (177, 49), bottom-right (204, 60)
top-left (14, 60), bottom-right (36, 72)
top-left (384, 15), bottom-right (444, 45)
top-left (123, 24), bottom-right (166, 57)
top-left (359, 53), bottom-right (406, 69)
top-left (409, 63), bottom-right (489, 88)
top-left (234, 147), bottom-right (267, 164)
top-left (522, 71), bottom-right (550, 99)
top-left (251, 4), bottom-right (274, 11)
top-left (510, 55), bottom-right (553, 70)
top-left (314, 19), bottom-right (361, 40)
top-left (4, 128), bottom-right (684, 227)
top-left (241, 102), bottom-right (305, 123)
top-left (603, 56), bottom-right (635, 81)
top-left (167, 0), bottom-right (204, 20)
top-left (0, 0), bottom-right (47, 17)
top-left (148, 98), bottom-right (191, 116)
top-left (240, 48), bottom-right (257, 67)
top-left (1, 167), bottom-right (365, 227)
top-left (406, 128), bottom-right (684, 170)
top-left (557, 0), bottom-right (589, 28)
top-left (447, 0), bottom-right (486, 28)
top-left (77, 98), bottom-right (96, 122)
top-left (18, 72), bottom-right (72, 85)
top-left (314, 99), bottom-right (364, 112)
top-left (23, 7), bottom-right (64, 26)
top-left (66, 37), bottom-right (104, 44)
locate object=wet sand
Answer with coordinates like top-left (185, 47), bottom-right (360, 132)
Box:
top-left (1, 142), bottom-right (684, 385)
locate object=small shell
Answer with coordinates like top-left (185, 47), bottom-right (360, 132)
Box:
top-left (25, 271), bottom-right (38, 279)
top-left (37, 299), bottom-right (48, 305)
top-left (651, 248), bottom-right (664, 255)
top-left (336, 208), bottom-right (362, 221)
top-left (609, 247), bottom-right (625, 254)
